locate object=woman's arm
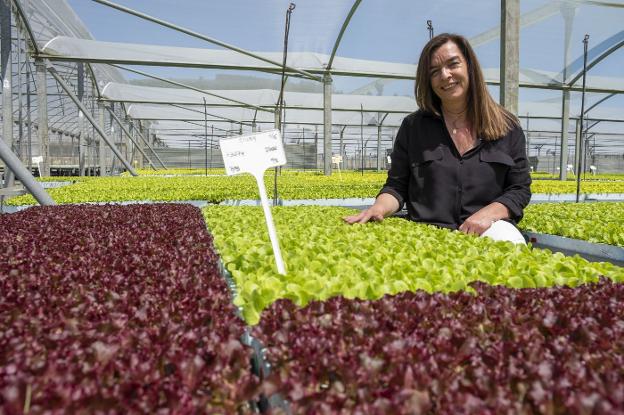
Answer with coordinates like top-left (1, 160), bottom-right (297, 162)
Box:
top-left (460, 126), bottom-right (531, 235)
top-left (343, 193), bottom-right (401, 224)
top-left (458, 201), bottom-right (510, 235)
top-left (344, 118), bottom-right (411, 224)
top-left (492, 126), bottom-right (532, 221)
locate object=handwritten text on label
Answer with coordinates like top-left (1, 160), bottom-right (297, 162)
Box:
top-left (220, 130), bottom-right (286, 176)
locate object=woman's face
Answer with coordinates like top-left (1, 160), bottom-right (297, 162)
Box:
top-left (429, 41), bottom-right (470, 108)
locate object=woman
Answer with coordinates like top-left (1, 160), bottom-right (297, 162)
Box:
top-left (344, 33), bottom-right (531, 243)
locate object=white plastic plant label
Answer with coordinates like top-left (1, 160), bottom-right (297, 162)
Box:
top-left (219, 129), bottom-right (287, 275)
top-left (220, 130), bottom-right (286, 177)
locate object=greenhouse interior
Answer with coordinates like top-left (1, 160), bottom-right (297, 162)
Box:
top-left (1, 0), bottom-right (624, 413)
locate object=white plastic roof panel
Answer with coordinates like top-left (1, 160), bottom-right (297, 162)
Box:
top-left (18, 0), bottom-right (93, 48)
top-left (101, 83), bottom-right (418, 113)
top-left (16, 0), bottom-right (126, 85)
top-left (128, 99), bottom-right (624, 126)
top-left (43, 36), bottom-right (624, 93)
top-left (101, 83), bottom-right (276, 108)
top-left (148, 118), bottom-right (406, 132)
top-left (516, 101), bottom-right (624, 121)
top-left (126, 104), bottom-right (405, 127)
top-left (11, 0), bottom-right (624, 152)
top-left (41, 36), bottom-right (418, 79)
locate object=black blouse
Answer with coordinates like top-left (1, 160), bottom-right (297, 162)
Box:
top-left (379, 110), bottom-right (532, 230)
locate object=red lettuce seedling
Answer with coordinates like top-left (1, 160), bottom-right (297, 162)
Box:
top-left (1, 204), bottom-right (259, 413)
top-left (255, 279), bottom-right (624, 414)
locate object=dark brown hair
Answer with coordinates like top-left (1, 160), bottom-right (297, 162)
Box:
top-left (415, 33), bottom-right (518, 141)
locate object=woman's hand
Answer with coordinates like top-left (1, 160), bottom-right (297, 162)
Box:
top-left (343, 205), bottom-right (387, 224)
top-left (343, 193), bottom-right (400, 224)
top-left (459, 202), bottom-right (510, 235)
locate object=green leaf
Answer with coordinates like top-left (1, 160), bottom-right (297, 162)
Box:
top-left (202, 205), bottom-right (624, 324)
top-left (508, 276), bottom-right (524, 289)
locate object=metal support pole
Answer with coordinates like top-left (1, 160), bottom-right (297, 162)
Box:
top-left (88, 110), bottom-right (95, 175)
top-left (582, 128), bottom-right (590, 181)
top-left (133, 122), bottom-right (166, 169)
top-left (559, 91), bottom-right (570, 180)
top-left (98, 102), bottom-right (106, 175)
top-left (35, 60), bottom-right (50, 176)
top-left (104, 106), bottom-right (156, 170)
top-left (17, 25), bottom-right (23, 162)
top-left (575, 35), bottom-right (589, 203)
top-left (281, 104), bottom-right (287, 169)
top-left (558, 4), bottom-right (574, 181)
top-left (144, 125), bottom-right (153, 168)
top-left (339, 126), bottom-right (345, 167)
top-left (105, 106), bottom-right (157, 170)
top-left (129, 122), bottom-right (136, 167)
top-left (210, 125), bottom-right (214, 169)
top-left (110, 104), bottom-right (117, 173)
top-left (87, 98), bottom-right (93, 176)
top-left (315, 128), bottom-right (319, 170)
top-left (45, 61), bottom-right (138, 176)
top-left (302, 127), bottom-right (306, 170)
top-left (77, 63), bottom-right (86, 176)
top-left (273, 110), bottom-right (279, 204)
top-left (360, 104), bottom-right (364, 176)
top-left (376, 122), bottom-right (382, 171)
top-left (26, 68), bottom-right (32, 171)
top-left (137, 122), bottom-right (144, 168)
top-left (187, 140), bottom-right (191, 169)
top-left (323, 73), bottom-right (332, 175)
top-left (0, 138), bottom-right (55, 205)
top-left (553, 136), bottom-right (558, 175)
top-left (1, 0), bottom-right (14, 186)
top-left (500, 0), bottom-right (519, 114)
top-left (377, 112), bottom-right (389, 171)
top-left (573, 119), bottom-right (581, 175)
top-left (525, 113), bottom-right (530, 162)
top-left (135, 122), bottom-right (144, 169)
top-left (203, 97), bottom-right (208, 176)
top-left (123, 119), bottom-right (129, 162)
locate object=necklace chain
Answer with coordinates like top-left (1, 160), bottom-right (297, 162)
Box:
top-left (446, 115), bottom-right (468, 135)
top-left (451, 118), bottom-right (466, 135)
top-left (444, 106), bottom-right (467, 116)
top-left (442, 107), bottom-right (468, 135)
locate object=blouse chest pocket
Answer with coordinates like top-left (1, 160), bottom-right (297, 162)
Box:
top-left (479, 148), bottom-right (515, 184)
top-left (411, 146), bottom-right (443, 179)
top-left (479, 149), bottom-right (514, 167)
top-left (411, 146), bottom-right (443, 167)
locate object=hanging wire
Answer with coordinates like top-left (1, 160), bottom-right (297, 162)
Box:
top-left (210, 125), bottom-right (214, 170)
top-left (575, 34), bottom-right (589, 203)
top-left (360, 104), bottom-right (364, 176)
top-left (273, 2), bottom-right (295, 206)
top-left (276, 3), bottom-right (295, 130)
top-left (203, 97), bottom-right (208, 176)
